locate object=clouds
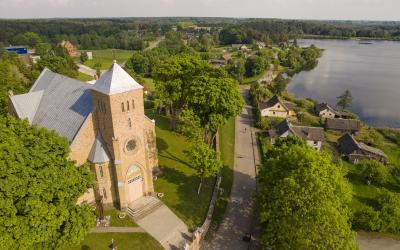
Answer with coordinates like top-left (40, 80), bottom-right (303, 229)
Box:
top-left (0, 0), bottom-right (398, 20)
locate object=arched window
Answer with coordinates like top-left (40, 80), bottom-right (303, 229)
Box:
top-left (121, 102), bottom-right (125, 112)
top-left (132, 99), bottom-right (135, 109)
top-left (128, 118), bottom-right (132, 128)
top-left (99, 165), bottom-right (104, 177)
top-left (102, 103), bottom-right (106, 113)
top-left (103, 188), bottom-right (107, 200)
top-left (127, 101), bottom-right (130, 111)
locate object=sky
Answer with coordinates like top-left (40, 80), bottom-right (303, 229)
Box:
top-left (0, 0), bottom-right (399, 21)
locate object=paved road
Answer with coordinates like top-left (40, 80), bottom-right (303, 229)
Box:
top-left (136, 204), bottom-right (191, 250)
top-left (77, 63), bottom-right (96, 77)
top-left (358, 233), bottom-right (400, 250)
top-left (203, 88), bottom-right (260, 250)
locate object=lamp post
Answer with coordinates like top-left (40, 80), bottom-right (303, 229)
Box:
top-left (109, 238), bottom-right (117, 250)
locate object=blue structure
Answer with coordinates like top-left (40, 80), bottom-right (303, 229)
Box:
top-left (4, 46), bottom-right (28, 55)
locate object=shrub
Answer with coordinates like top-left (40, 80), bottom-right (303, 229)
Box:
top-left (377, 190), bottom-right (400, 233)
top-left (360, 160), bottom-right (391, 186)
top-left (377, 128), bottom-right (400, 146)
top-left (352, 206), bottom-right (382, 231)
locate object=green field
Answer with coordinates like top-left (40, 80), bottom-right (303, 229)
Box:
top-left (145, 109), bottom-right (214, 230)
top-left (81, 49), bottom-right (135, 70)
top-left (65, 233), bottom-right (162, 250)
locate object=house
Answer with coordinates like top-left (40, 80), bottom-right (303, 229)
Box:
top-left (326, 118), bottom-right (361, 133)
top-left (269, 119), bottom-right (325, 151)
top-left (4, 46), bottom-right (28, 55)
top-left (260, 95), bottom-right (296, 118)
top-left (8, 61), bottom-right (158, 209)
top-left (60, 40), bottom-right (80, 57)
top-left (231, 44), bottom-right (248, 50)
top-left (337, 133), bottom-right (387, 163)
top-left (208, 59), bottom-right (227, 67)
top-left (255, 41), bottom-right (266, 49)
top-left (87, 51), bottom-right (93, 60)
top-left (314, 103), bottom-right (349, 119)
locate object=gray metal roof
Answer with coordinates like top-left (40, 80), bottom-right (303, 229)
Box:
top-left (88, 133), bottom-right (111, 163)
top-left (10, 90), bottom-right (43, 122)
top-left (93, 61), bottom-right (143, 95)
top-left (12, 68), bottom-right (93, 142)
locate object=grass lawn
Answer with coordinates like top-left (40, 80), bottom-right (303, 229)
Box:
top-left (145, 109), bottom-right (214, 230)
top-left (65, 233), bottom-right (162, 250)
top-left (103, 209), bottom-right (137, 227)
top-left (81, 49), bottom-right (135, 70)
top-left (76, 72), bottom-right (94, 82)
top-left (207, 117), bottom-right (235, 237)
top-left (242, 70), bottom-right (265, 84)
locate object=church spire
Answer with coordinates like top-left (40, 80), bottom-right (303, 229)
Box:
top-left (93, 62), bottom-right (143, 95)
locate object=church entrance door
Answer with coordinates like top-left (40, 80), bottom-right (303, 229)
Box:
top-left (126, 165), bottom-right (143, 203)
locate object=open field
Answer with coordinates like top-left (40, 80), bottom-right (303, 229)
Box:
top-left (81, 49), bottom-right (135, 70)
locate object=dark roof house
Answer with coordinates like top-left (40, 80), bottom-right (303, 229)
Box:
top-left (259, 95), bottom-right (294, 111)
top-left (326, 118), bottom-right (361, 133)
top-left (269, 119), bottom-right (325, 151)
top-left (337, 133), bottom-right (387, 163)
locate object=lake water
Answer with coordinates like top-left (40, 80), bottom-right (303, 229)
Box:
top-left (288, 39), bottom-right (400, 128)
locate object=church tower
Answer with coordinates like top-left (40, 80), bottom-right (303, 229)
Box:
top-left (91, 61), bottom-right (157, 210)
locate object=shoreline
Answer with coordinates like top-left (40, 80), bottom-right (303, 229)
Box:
top-left (300, 35), bottom-right (400, 42)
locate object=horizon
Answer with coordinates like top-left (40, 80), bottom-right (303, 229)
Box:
top-left (1, 16), bottom-right (400, 23)
top-left (0, 0), bottom-right (399, 21)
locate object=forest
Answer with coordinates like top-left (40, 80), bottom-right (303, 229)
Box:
top-left (1, 18), bottom-right (400, 51)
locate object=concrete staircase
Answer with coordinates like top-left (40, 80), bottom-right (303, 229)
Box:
top-left (127, 196), bottom-right (163, 221)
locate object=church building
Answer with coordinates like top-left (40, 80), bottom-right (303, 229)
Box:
top-left (8, 62), bottom-right (158, 210)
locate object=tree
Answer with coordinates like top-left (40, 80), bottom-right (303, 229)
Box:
top-left (360, 160), bottom-right (390, 185)
top-left (0, 52), bottom-right (33, 115)
top-left (24, 32), bottom-right (42, 47)
top-left (188, 76), bottom-right (244, 144)
top-left (257, 136), bottom-right (357, 249)
top-left (34, 43), bottom-right (51, 57)
top-left (93, 62), bottom-right (102, 78)
top-left (226, 58), bottom-right (245, 83)
top-left (153, 55), bottom-right (227, 129)
top-left (0, 115), bottom-right (96, 249)
top-left (80, 52), bottom-right (88, 63)
top-left (186, 142), bottom-right (222, 194)
top-left (245, 55), bottom-right (266, 77)
top-left (269, 73), bottom-right (289, 95)
top-left (337, 89), bottom-right (353, 110)
top-left (34, 55), bottom-right (78, 78)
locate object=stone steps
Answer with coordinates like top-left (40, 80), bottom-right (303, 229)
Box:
top-left (127, 196), bottom-right (163, 221)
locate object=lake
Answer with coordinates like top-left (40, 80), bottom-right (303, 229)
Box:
top-left (288, 39), bottom-right (400, 128)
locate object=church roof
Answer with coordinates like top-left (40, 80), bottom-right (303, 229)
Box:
top-left (93, 61), bottom-right (143, 95)
top-left (9, 90), bottom-right (43, 122)
top-left (88, 133), bottom-right (111, 163)
top-left (10, 68), bottom-right (93, 142)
